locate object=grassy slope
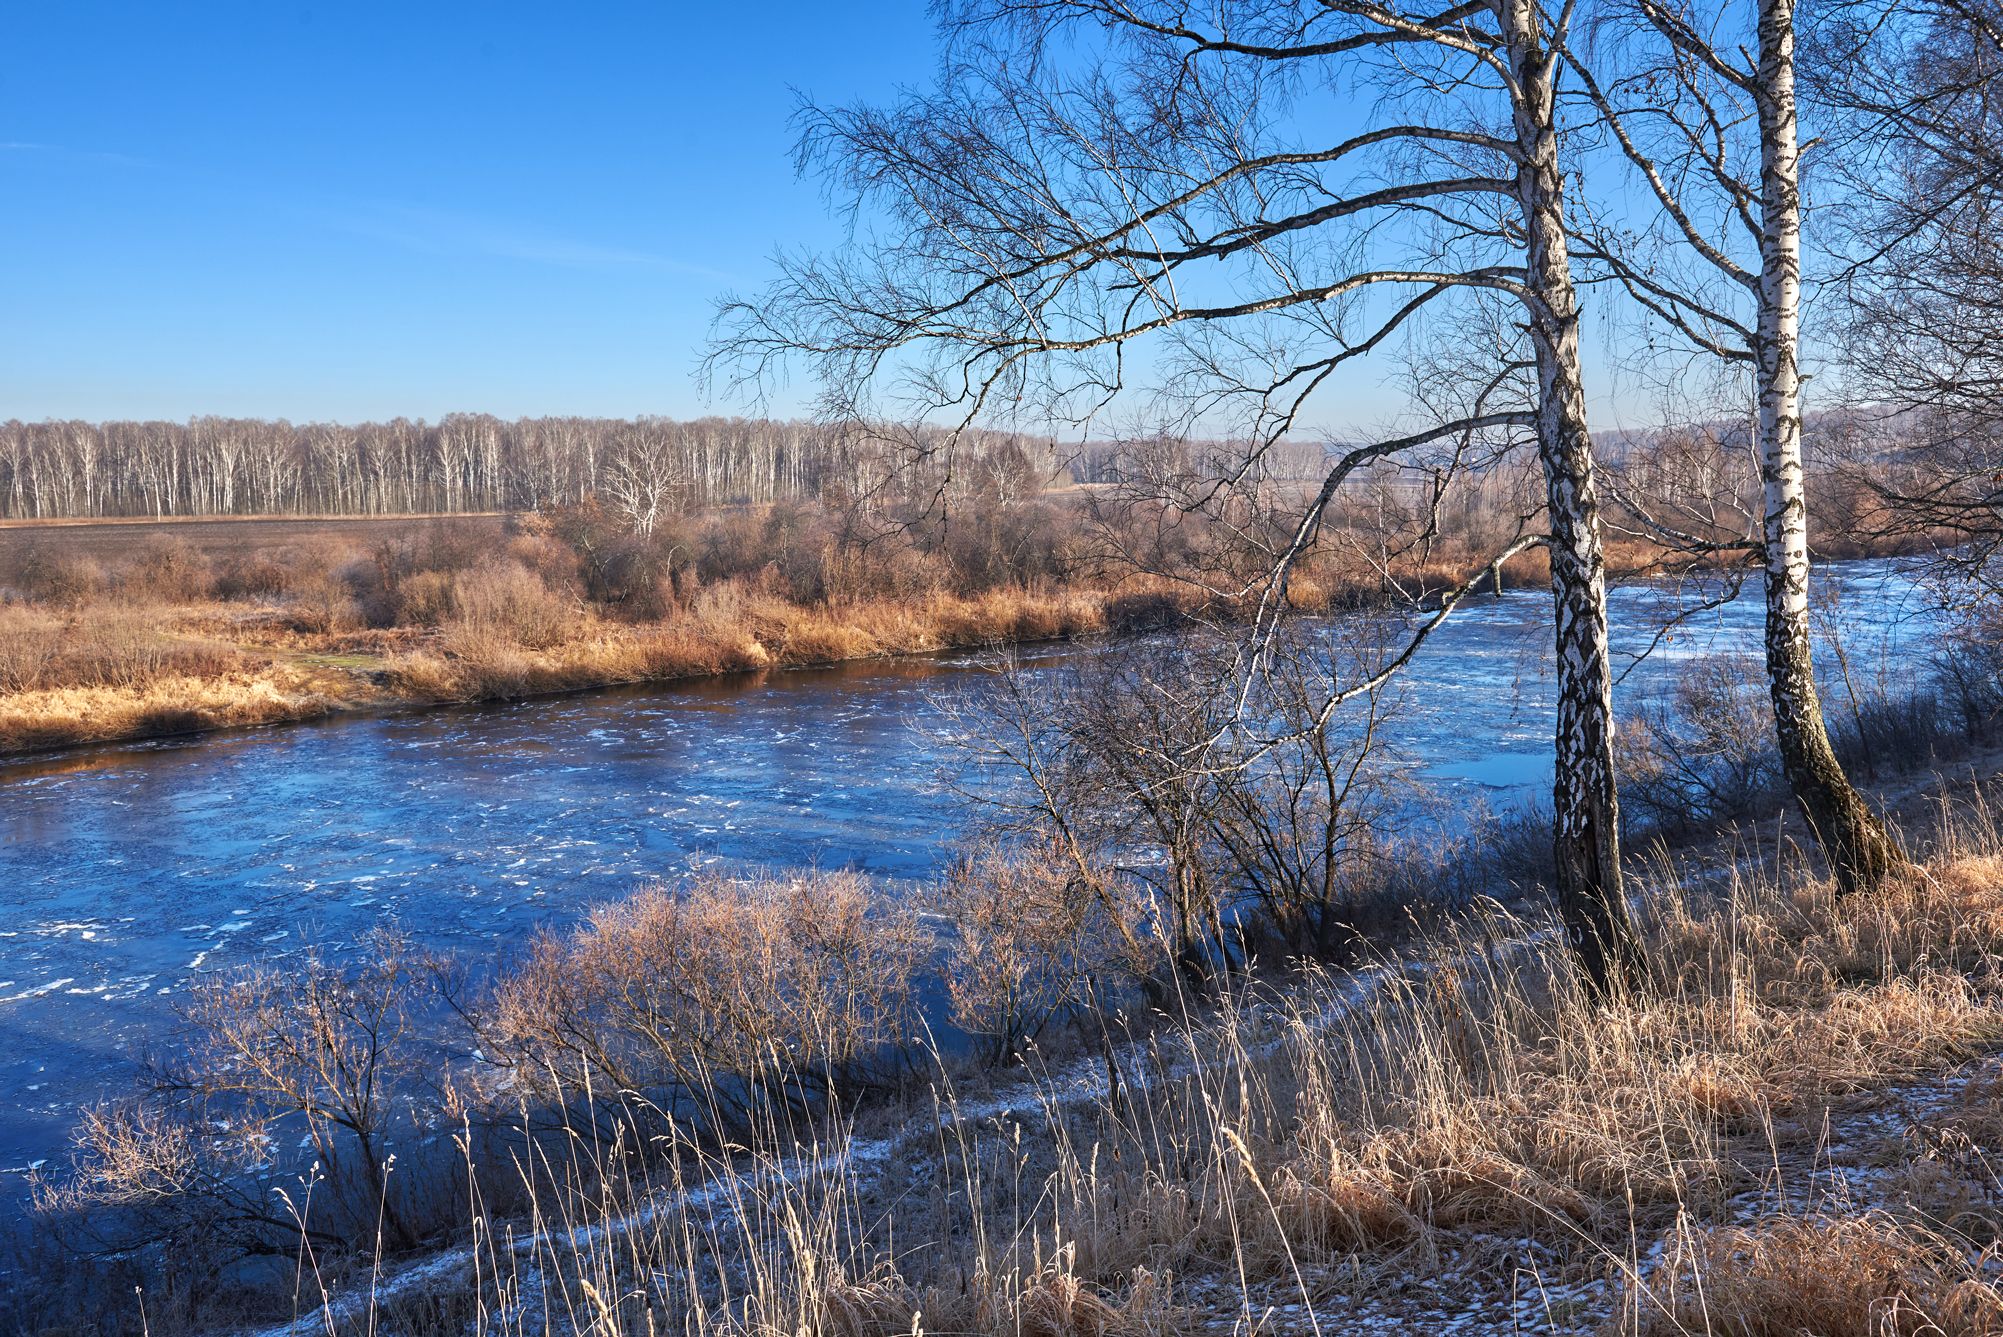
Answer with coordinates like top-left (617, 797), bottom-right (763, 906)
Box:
top-left (257, 758), bottom-right (2003, 1337)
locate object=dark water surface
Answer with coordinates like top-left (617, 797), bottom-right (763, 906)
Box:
top-left (0, 558), bottom-right (1942, 1186)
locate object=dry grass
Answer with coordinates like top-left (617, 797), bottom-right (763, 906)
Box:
top-left (0, 525), bottom-right (1121, 754)
top-left (19, 786), bottom-right (2003, 1334)
top-left (1622, 1213), bottom-right (2003, 1336)
top-left (0, 490), bottom-right (1752, 761)
top-left (0, 666), bottom-right (346, 752)
top-left (87, 799), bottom-right (1977, 1337)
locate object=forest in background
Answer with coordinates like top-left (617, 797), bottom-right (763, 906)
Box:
top-left (0, 414), bottom-right (1340, 521)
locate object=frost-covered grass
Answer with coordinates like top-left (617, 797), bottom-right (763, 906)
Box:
top-left (216, 787), bottom-right (2003, 1336)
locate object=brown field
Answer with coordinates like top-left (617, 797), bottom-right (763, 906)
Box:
top-left (0, 511), bottom-right (508, 557)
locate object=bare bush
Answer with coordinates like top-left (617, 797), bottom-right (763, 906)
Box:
top-left (448, 560), bottom-right (574, 650)
top-left (1209, 626), bottom-right (1406, 961)
top-left (1617, 655), bottom-right (1784, 835)
top-left (12, 550), bottom-right (107, 608)
top-left (210, 550), bottom-right (296, 600)
top-left (0, 605), bottom-right (63, 693)
top-left (939, 841), bottom-right (1140, 1061)
top-left (126, 539), bottom-right (213, 603)
top-left (483, 869), bottom-right (929, 1130)
top-left (1937, 611), bottom-right (2003, 746)
top-left (282, 573), bottom-right (365, 635)
top-left (945, 627), bottom-right (1406, 990)
top-left (34, 927), bottom-right (434, 1290)
top-left (168, 926), bottom-right (431, 1248)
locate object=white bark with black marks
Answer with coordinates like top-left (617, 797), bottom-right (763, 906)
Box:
top-left (1754, 0), bottom-right (1905, 889)
top-left (1504, 0), bottom-right (1643, 993)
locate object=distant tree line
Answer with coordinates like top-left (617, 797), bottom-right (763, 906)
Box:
top-left (0, 414), bottom-right (1342, 523)
top-left (0, 416), bottom-right (1062, 521)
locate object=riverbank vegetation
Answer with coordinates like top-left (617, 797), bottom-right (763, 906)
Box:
top-left (8, 603), bottom-right (2002, 1333)
top-left (0, 427), bottom-right (1936, 758)
top-left (13, 743), bottom-right (2003, 1332)
top-left (8, 0), bottom-right (2003, 1327)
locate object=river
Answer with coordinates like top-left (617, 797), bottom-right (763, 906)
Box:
top-left (0, 557), bottom-right (1944, 1190)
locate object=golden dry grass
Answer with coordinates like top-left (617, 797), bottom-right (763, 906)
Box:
top-left (26, 788), bottom-right (2003, 1334)
top-left (0, 552), bottom-right (1125, 752)
top-left (1623, 1213), bottom-right (2003, 1336)
top-left (239, 814), bottom-right (2002, 1337)
top-left (0, 495), bottom-right (1587, 757)
top-left (0, 666), bottom-right (350, 752)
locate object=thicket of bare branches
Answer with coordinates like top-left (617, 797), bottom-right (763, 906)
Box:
top-left (935, 625), bottom-right (1412, 1004)
top-left (1820, 0), bottom-right (2003, 603)
top-left (477, 870), bottom-right (929, 1132)
top-left (33, 927), bottom-right (438, 1303)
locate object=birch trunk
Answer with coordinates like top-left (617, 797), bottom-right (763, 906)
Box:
top-left (1754, 0), bottom-right (1905, 891)
top-left (1504, 0), bottom-right (1644, 994)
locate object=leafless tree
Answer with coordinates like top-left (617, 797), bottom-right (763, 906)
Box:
top-left (1563, 0), bottom-right (1909, 889)
top-left (601, 418), bottom-right (691, 535)
top-left (712, 0), bottom-right (1644, 991)
top-left (0, 414), bottom-right (1061, 521)
top-left (1207, 624), bottom-right (1406, 959)
top-left (1817, 0), bottom-right (2003, 606)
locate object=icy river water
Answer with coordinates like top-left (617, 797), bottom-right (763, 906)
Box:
top-left (0, 558), bottom-right (1945, 1191)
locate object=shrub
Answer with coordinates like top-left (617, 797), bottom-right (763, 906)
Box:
top-left (939, 841), bottom-right (1139, 1061)
top-left (448, 560), bottom-right (574, 650)
top-left (391, 567), bottom-right (454, 626)
top-left (1103, 589), bottom-right (1190, 633)
top-left (484, 869), bottom-right (929, 1130)
top-left (14, 550), bottom-right (107, 608)
top-left (282, 573), bottom-right (365, 635)
top-left (0, 606), bottom-right (243, 692)
top-left (34, 928), bottom-right (436, 1280)
top-left (126, 539), bottom-right (213, 603)
top-left (503, 529), bottom-right (583, 591)
top-left (0, 605), bottom-right (63, 693)
top-left (1936, 613), bottom-right (2003, 745)
top-left (1617, 655), bottom-right (1781, 834)
top-left (211, 551), bottom-right (295, 600)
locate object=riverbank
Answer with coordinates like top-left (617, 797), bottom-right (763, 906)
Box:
top-left (0, 504), bottom-right (1943, 759)
top-left (279, 759), bottom-right (2003, 1334)
top-left (0, 500), bottom-right (1541, 757)
top-left (0, 583), bottom-right (1114, 755)
top-left (26, 750), bottom-right (2002, 1336)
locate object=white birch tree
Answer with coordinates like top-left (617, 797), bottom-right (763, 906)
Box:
top-left (713, 0), bottom-right (1646, 990)
top-left (1566, 0), bottom-right (1907, 889)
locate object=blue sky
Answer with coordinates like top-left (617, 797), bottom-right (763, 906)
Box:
top-left (0, 3), bottom-right (1725, 435)
top-left (1, 2), bottom-right (937, 421)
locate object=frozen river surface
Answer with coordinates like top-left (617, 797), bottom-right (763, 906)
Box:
top-left (0, 558), bottom-right (1942, 1185)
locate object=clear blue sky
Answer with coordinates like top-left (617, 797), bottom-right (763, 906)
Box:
top-left (1, 2), bottom-right (1692, 435)
top-left (1, 1), bottom-right (938, 422)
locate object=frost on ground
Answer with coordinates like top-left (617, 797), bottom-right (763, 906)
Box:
top-left (231, 764), bottom-right (2003, 1336)
top-left (1180, 1052), bottom-right (2003, 1334)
